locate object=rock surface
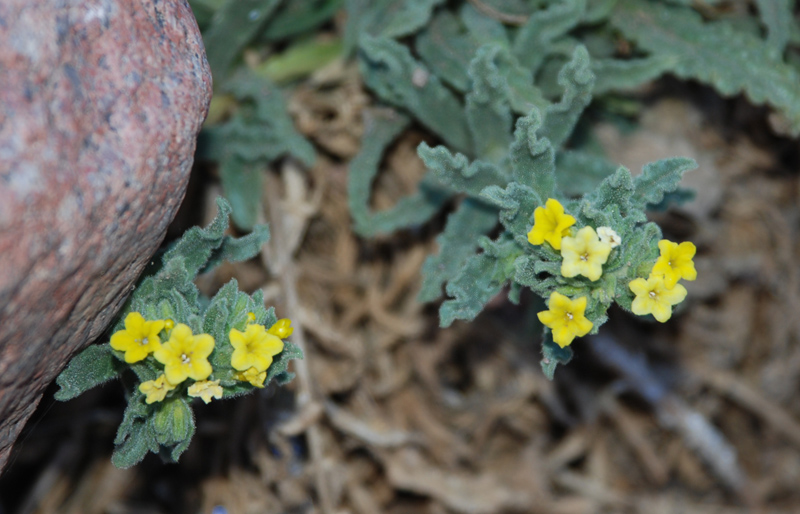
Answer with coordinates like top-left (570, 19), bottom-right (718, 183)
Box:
top-left (0, 0), bottom-right (211, 472)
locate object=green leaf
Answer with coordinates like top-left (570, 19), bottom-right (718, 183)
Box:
top-left (111, 418), bottom-right (155, 469)
top-left (755, 0), bottom-right (793, 56)
top-left (161, 197), bottom-right (233, 279)
top-left (439, 234), bottom-right (521, 328)
top-left (480, 182), bottom-right (539, 238)
top-left (55, 345), bottom-right (121, 401)
top-left (539, 45), bottom-right (594, 149)
top-left (555, 150), bottom-right (618, 197)
top-left (256, 38), bottom-right (344, 85)
top-left (417, 143), bottom-right (507, 197)
top-left (202, 0), bottom-right (282, 81)
top-left (112, 393), bottom-right (157, 468)
top-left (348, 108), bottom-right (449, 236)
top-left (418, 199), bottom-right (498, 302)
top-left (262, 0), bottom-right (343, 41)
top-left (345, 0), bottom-right (444, 52)
top-left (415, 6), bottom-right (509, 93)
top-left (359, 36), bottom-right (471, 153)
top-left (540, 330), bottom-right (573, 380)
top-left (611, 0), bottom-right (800, 135)
top-left (591, 55), bottom-right (675, 94)
top-left (205, 225), bottom-right (270, 272)
top-left (152, 398), bottom-right (195, 447)
top-left (466, 44), bottom-right (514, 162)
top-left (508, 110), bottom-right (555, 202)
top-left (266, 341), bottom-right (304, 386)
top-left (440, 251), bottom-right (504, 328)
top-left (219, 156), bottom-right (263, 231)
top-left (512, 0), bottom-right (586, 75)
top-left (632, 158), bottom-right (698, 210)
top-left (203, 281), bottom-right (233, 349)
top-left (208, 72), bottom-right (316, 167)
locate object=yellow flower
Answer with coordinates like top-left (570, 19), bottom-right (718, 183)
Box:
top-left (537, 292), bottom-right (594, 348)
top-left (629, 275), bottom-right (687, 322)
top-left (188, 380), bottom-right (223, 404)
top-left (527, 198), bottom-right (576, 250)
top-left (650, 239), bottom-right (697, 289)
top-left (153, 324), bottom-right (215, 385)
top-left (268, 318), bottom-right (294, 339)
top-left (229, 324), bottom-right (284, 372)
top-left (234, 366), bottom-right (267, 388)
top-left (139, 374), bottom-right (176, 404)
top-left (109, 312), bottom-right (165, 363)
top-left (560, 226), bottom-right (612, 281)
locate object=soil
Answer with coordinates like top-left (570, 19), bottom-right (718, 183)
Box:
top-left (2, 55), bottom-right (800, 514)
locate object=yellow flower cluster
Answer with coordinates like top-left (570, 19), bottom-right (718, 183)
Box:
top-left (527, 199), bottom-right (616, 282)
top-left (629, 240), bottom-right (696, 322)
top-left (527, 199), bottom-right (619, 348)
top-left (527, 200), bottom-right (697, 344)
top-left (109, 312), bottom-right (292, 404)
top-left (229, 315), bottom-right (291, 388)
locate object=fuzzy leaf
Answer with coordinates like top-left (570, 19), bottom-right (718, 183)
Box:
top-left (205, 224), bottom-right (270, 272)
top-left (540, 330), bottom-right (573, 380)
top-left (345, 0), bottom-right (444, 52)
top-left (349, 108), bottom-right (449, 236)
top-left (481, 182), bottom-right (540, 239)
top-left (210, 72), bottom-right (316, 164)
top-left (466, 44), bottom-right (514, 162)
top-left (266, 341), bottom-right (304, 386)
top-left (162, 198), bottom-right (233, 278)
top-left (219, 156), bottom-right (263, 231)
top-left (112, 393), bottom-right (157, 468)
top-left (111, 418), bottom-right (155, 469)
top-left (592, 55), bottom-right (675, 94)
top-left (539, 45), bottom-right (594, 149)
top-left (152, 398), bottom-right (195, 448)
top-left (611, 0), bottom-right (800, 135)
top-left (415, 6), bottom-right (508, 92)
top-left (418, 199), bottom-right (498, 302)
top-left (359, 36), bottom-right (472, 153)
top-left (262, 0), bottom-right (343, 41)
top-left (202, 0), bottom-right (281, 80)
top-left (755, 0), bottom-right (793, 56)
top-left (512, 0), bottom-right (586, 75)
top-left (55, 345), bottom-right (121, 401)
top-left (418, 143), bottom-right (507, 197)
top-left (555, 150), bottom-right (618, 197)
top-left (440, 251), bottom-right (504, 328)
top-left (632, 158), bottom-right (698, 210)
top-left (508, 110), bottom-right (555, 203)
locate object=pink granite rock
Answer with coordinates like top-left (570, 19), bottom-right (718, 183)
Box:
top-left (0, 0), bottom-right (212, 471)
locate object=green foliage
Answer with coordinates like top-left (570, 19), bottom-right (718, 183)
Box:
top-left (345, 0), bottom-right (735, 378)
top-left (57, 198), bottom-right (302, 468)
top-left (191, 0), bottom-right (331, 231)
top-left (610, 0), bottom-right (800, 135)
top-left (54, 345), bottom-right (121, 401)
top-left (347, 108), bottom-right (450, 236)
top-left (345, 0), bottom-right (444, 52)
top-left (199, 73), bottom-right (316, 230)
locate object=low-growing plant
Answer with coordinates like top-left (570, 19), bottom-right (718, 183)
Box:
top-left (342, 0), bottom-right (800, 377)
top-left (55, 198), bottom-right (302, 468)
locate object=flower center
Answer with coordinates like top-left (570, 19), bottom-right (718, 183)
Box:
top-left (565, 312), bottom-right (574, 320)
top-left (649, 291), bottom-right (657, 299)
top-left (580, 252), bottom-right (589, 262)
top-left (138, 337), bottom-right (149, 346)
top-left (181, 353), bottom-right (191, 364)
